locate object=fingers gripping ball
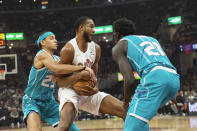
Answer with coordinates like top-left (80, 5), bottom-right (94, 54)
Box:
top-left (73, 80), bottom-right (95, 91)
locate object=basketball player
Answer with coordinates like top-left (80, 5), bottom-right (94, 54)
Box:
top-left (56, 16), bottom-right (126, 131)
top-left (22, 31), bottom-right (93, 131)
top-left (112, 18), bottom-right (180, 131)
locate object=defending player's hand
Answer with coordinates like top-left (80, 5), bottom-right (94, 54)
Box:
top-left (84, 67), bottom-right (97, 84)
top-left (78, 70), bottom-right (91, 81)
top-left (75, 86), bottom-right (98, 96)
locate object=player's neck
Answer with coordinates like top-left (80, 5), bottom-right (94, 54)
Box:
top-left (42, 48), bottom-right (54, 55)
top-left (76, 36), bottom-right (88, 52)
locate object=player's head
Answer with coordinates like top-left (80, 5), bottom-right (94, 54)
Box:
top-left (113, 18), bottom-right (136, 43)
top-left (74, 16), bottom-right (95, 42)
top-left (36, 31), bottom-right (58, 51)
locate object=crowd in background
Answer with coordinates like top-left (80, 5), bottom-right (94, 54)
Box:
top-left (0, 0), bottom-right (197, 128)
top-left (0, 0), bottom-right (130, 11)
top-left (1, 41), bottom-right (197, 128)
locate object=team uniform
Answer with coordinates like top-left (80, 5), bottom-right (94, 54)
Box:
top-left (58, 38), bottom-right (109, 115)
top-left (22, 50), bottom-right (79, 130)
top-left (122, 35), bottom-right (180, 131)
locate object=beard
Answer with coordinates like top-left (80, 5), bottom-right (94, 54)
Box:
top-left (83, 31), bottom-right (91, 42)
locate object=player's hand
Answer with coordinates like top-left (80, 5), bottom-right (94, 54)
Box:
top-left (84, 67), bottom-right (97, 84)
top-left (75, 86), bottom-right (98, 96)
top-left (78, 70), bottom-right (91, 81)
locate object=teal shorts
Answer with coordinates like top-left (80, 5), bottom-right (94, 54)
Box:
top-left (124, 67), bottom-right (180, 131)
top-left (22, 95), bottom-right (60, 127)
top-left (22, 95), bottom-right (80, 131)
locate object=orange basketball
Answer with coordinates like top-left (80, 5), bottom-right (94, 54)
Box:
top-left (73, 79), bottom-right (95, 91)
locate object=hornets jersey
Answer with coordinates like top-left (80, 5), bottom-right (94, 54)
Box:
top-left (120, 35), bottom-right (176, 77)
top-left (25, 50), bottom-right (60, 100)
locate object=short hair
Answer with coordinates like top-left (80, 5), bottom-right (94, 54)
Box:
top-left (74, 16), bottom-right (91, 32)
top-left (113, 18), bottom-right (136, 36)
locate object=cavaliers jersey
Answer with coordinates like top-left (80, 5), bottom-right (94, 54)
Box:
top-left (69, 38), bottom-right (96, 67)
top-left (121, 35), bottom-right (176, 77)
top-left (25, 50), bottom-right (60, 100)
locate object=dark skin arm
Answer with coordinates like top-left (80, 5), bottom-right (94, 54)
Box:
top-left (112, 40), bottom-right (136, 110)
top-left (56, 43), bottom-right (92, 87)
top-left (56, 71), bottom-right (90, 87)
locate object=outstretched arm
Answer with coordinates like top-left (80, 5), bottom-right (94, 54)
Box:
top-left (34, 52), bottom-right (85, 74)
top-left (56, 70), bottom-right (90, 87)
top-left (112, 40), bottom-right (136, 108)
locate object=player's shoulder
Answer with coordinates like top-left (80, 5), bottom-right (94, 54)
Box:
top-left (33, 50), bottom-right (52, 68)
top-left (68, 38), bottom-right (76, 44)
top-left (113, 39), bottom-right (128, 57)
top-left (60, 41), bottom-right (75, 56)
top-left (35, 50), bottom-right (50, 61)
top-left (132, 35), bottom-right (154, 40)
top-left (121, 35), bottom-right (139, 40)
top-left (62, 38), bottom-right (76, 51)
top-left (92, 41), bottom-right (100, 50)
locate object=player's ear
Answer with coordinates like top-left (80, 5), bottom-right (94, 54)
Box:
top-left (79, 24), bottom-right (84, 32)
top-left (40, 40), bottom-right (45, 47)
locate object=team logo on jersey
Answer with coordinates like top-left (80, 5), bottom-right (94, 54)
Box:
top-left (137, 90), bottom-right (146, 97)
top-left (78, 59), bottom-right (93, 68)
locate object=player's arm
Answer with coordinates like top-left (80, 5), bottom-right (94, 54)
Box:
top-left (34, 51), bottom-right (85, 74)
top-left (91, 44), bottom-right (101, 90)
top-left (112, 40), bottom-right (135, 105)
top-left (57, 70), bottom-right (90, 87)
top-left (57, 43), bottom-right (91, 87)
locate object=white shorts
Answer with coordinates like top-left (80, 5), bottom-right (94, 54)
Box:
top-left (58, 88), bottom-right (109, 115)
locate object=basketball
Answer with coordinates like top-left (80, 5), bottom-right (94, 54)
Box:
top-left (73, 79), bottom-right (95, 91)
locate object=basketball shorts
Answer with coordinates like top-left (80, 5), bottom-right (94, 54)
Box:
top-left (22, 95), bottom-right (80, 131)
top-left (58, 88), bottom-right (109, 115)
top-left (124, 66), bottom-right (180, 131)
top-left (22, 95), bottom-right (59, 127)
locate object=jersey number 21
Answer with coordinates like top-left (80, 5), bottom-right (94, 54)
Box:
top-left (140, 41), bottom-right (165, 56)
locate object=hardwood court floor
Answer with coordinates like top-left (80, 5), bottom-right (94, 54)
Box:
top-left (1, 116), bottom-right (197, 131)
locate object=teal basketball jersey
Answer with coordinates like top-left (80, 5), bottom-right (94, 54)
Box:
top-left (25, 50), bottom-right (60, 100)
top-left (121, 35), bottom-right (176, 77)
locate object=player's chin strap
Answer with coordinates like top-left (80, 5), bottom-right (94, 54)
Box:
top-left (129, 113), bottom-right (149, 123)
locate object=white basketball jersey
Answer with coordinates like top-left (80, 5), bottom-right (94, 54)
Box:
top-left (69, 38), bottom-right (96, 68)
